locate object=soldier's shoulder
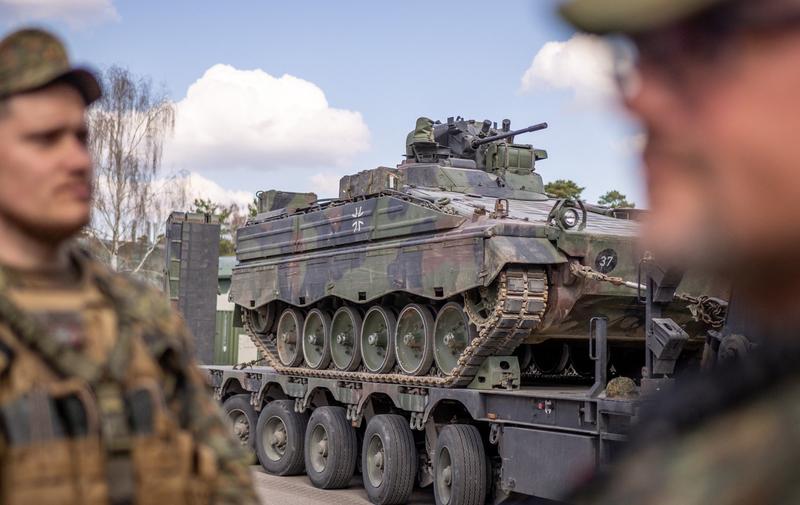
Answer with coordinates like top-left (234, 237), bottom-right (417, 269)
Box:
top-left (79, 252), bottom-right (166, 310)
top-left (619, 378), bottom-right (800, 503)
top-left (78, 249), bottom-right (191, 347)
top-left (574, 371), bottom-right (800, 505)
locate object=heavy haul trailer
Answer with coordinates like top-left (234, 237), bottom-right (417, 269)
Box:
top-left (205, 319), bottom-right (639, 505)
top-left (202, 117), bottom-right (727, 504)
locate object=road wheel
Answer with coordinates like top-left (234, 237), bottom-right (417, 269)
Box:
top-left (362, 414), bottom-right (417, 505)
top-left (303, 308), bottom-right (333, 369)
top-left (222, 394), bottom-right (258, 451)
top-left (331, 306), bottom-right (362, 371)
top-left (434, 302), bottom-right (476, 375)
top-left (276, 308), bottom-right (305, 367)
top-left (361, 306), bottom-right (397, 373)
top-left (248, 304), bottom-right (276, 335)
top-left (255, 400), bottom-right (308, 476)
top-left (395, 304), bottom-right (435, 376)
top-left (434, 424), bottom-right (487, 505)
top-left (304, 406), bottom-right (358, 489)
top-left (531, 341), bottom-right (570, 375)
top-left (568, 341), bottom-right (594, 378)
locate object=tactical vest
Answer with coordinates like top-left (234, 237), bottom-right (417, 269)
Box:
top-left (0, 254), bottom-right (218, 505)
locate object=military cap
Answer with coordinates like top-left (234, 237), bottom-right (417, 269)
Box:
top-left (560, 0), bottom-right (729, 34)
top-left (0, 28), bottom-right (100, 104)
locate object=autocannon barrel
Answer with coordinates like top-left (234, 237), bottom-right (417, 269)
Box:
top-left (471, 122), bottom-right (549, 148)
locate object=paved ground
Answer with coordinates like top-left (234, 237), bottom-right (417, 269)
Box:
top-left (252, 467), bottom-right (436, 505)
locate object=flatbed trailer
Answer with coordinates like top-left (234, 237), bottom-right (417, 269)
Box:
top-left (204, 340), bottom-right (639, 504)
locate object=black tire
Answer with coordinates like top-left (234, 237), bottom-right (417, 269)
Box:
top-left (362, 414), bottom-right (417, 505)
top-left (255, 400), bottom-right (309, 476)
top-left (530, 341), bottom-right (570, 375)
top-left (222, 394), bottom-right (258, 451)
top-left (718, 333), bottom-right (753, 363)
top-left (304, 406), bottom-right (358, 489)
top-left (433, 424), bottom-right (487, 505)
top-left (568, 342), bottom-right (594, 378)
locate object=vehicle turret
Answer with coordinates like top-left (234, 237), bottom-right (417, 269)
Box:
top-left (341, 117), bottom-right (553, 200)
top-left (404, 116), bottom-right (548, 180)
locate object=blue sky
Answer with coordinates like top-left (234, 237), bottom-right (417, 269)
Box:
top-left (1, 0), bottom-right (645, 206)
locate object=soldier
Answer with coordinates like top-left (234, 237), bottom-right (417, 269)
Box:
top-left (557, 0), bottom-right (800, 503)
top-left (0, 28), bottom-right (259, 504)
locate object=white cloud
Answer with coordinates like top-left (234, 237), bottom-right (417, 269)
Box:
top-left (309, 172), bottom-right (343, 199)
top-left (0, 0), bottom-right (118, 28)
top-left (614, 133), bottom-right (647, 156)
top-left (178, 172), bottom-right (253, 209)
top-left (166, 64), bottom-right (370, 174)
top-left (520, 34), bottom-right (617, 105)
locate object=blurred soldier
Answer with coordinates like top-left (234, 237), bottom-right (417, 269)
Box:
top-left (558, 0), bottom-right (800, 503)
top-left (0, 28), bottom-right (258, 504)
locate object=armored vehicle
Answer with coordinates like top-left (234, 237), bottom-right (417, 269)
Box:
top-left (230, 116), bottom-right (721, 388)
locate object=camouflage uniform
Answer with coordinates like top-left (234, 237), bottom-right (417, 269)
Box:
top-left (557, 0), bottom-right (800, 503)
top-left (570, 351), bottom-right (800, 505)
top-left (0, 29), bottom-right (258, 505)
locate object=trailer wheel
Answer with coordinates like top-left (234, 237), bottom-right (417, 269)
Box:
top-left (434, 424), bottom-right (487, 505)
top-left (256, 400), bottom-right (308, 476)
top-left (362, 414), bottom-right (417, 505)
top-left (304, 406), bottom-right (358, 489)
top-left (222, 394), bottom-right (258, 450)
top-left (568, 341), bottom-right (594, 378)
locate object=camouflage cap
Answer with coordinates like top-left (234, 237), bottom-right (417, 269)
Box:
top-left (559, 0), bottom-right (729, 34)
top-left (0, 28), bottom-right (100, 104)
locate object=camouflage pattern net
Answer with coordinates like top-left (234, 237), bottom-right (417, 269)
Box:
top-left (242, 266), bottom-right (548, 388)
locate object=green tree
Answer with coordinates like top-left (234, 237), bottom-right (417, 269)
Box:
top-left (193, 198), bottom-right (233, 223)
top-left (192, 198), bottom-right (241, 256)
top-left (218, 239), bottom-right (235, 256)
top-left (544, 179), bottom-right (585, 200)
top-left (598, 190), bottom-right (635, 209)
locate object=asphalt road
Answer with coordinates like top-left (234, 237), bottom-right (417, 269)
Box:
top-left (252, 467), bottom-right (436, 505)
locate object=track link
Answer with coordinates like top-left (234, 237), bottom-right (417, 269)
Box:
top-left (243, 266), bottom-right (548, 388)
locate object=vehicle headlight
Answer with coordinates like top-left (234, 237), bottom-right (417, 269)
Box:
top-left (560, 208), bottom-right (579, 229)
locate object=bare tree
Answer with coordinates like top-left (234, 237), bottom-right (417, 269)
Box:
top-left (128, 170), bottom-right (190, 276)
top-left (87, 66), bottom-right (176, 270)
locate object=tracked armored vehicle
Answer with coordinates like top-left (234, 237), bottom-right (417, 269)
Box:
top-left (230, 116), bottom-right (720, 388)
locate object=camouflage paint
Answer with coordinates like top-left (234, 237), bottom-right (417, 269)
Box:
top-left (231, 117), bottom-right (725, 347)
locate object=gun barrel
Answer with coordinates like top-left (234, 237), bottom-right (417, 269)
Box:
top-left (471, 122), bottom-right (548, 148)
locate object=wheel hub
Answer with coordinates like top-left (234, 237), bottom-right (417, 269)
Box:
top-left (367, 332), bottom-right (380, 346)
top-left (264, 416), bottom-right (289, 461)
top-left (436, 445), bottom-right (454, 505)
top-left (310, 424), bottom-right (330, 473)
top-left (231, 411), bottom-right (249, 442)
top-left (271, 427), bottom-right (286, 447)
top-left (442, 466), bottom-right (452, 486)
top-left (366, 434), bottom-right (386, 488)
top-left (443, 333), bottom-right (457, 349)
